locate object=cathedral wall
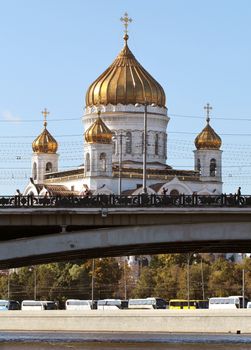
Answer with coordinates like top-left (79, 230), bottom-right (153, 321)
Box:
top-left (44, 174), bottom-right (222, 195)
top-left (194, 149), bottom-right (222, 182)
top-left (32, 153), bottom-right (59, 184)
top-left (83, 104), bottom-right (169, 165)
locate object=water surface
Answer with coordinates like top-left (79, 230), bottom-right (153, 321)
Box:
top-left (1, 332), bottom-right (251, 350)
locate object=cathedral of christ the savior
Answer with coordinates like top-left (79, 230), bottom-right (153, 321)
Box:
top-left (23, 14), bottom-right (223, 198)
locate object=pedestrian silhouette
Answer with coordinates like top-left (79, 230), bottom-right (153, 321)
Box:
top-left (237, 187), bottom-right (241, 196)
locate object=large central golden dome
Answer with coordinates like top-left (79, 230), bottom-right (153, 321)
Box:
top-left (85, 35), bottom-right (166, 108)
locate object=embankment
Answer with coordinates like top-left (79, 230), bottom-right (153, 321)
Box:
top-left (1, 309), bottom-right (251, 333)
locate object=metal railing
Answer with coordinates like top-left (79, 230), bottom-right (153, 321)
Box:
top-left (0, 194), bottom-right (250, 209)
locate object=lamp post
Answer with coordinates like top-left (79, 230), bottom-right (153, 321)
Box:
top-left (135, 102), bottom-right (156, 193)
top-left (34, 267), bottom-right (37, 300)
top-left (91, 259), bottom-right (95, 308)
top-left (187, 253), bottom-right (191, 309)
top-left (201, 258), bottom-right (205, 301)
top-left (7, 270), bottom-right (10, 300)
top-left (29, 266), bottom-right (37, 300)
top-left (113, 133), bottom-right (123, 195)
top-left (124, 258), bottom-right (127, 300)
top-left (187, 252), bottom-right (198, 309)
top-left (242, 253), bottom-right (245, 308)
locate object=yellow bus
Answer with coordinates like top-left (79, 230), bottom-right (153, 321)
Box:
top-left (169, 299), bottom-right (208, 309)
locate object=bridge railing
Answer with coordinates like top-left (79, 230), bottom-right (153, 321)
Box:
top-left (0, 194), bottom-right (250, 208)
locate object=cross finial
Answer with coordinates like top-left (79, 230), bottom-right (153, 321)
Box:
top-left (204, 103), bottom-right (212, 123)
top-left (120, 12), bottom-right (132, 40)
top-left (41, 108), bottom-right (50, 127)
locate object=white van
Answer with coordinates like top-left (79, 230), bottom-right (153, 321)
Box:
top-left (65, 299), bottom-right (92, 310)
top-left (97, 299), bottom-right (121, 310)
top-left (128, 298), bottom-right (167, 309)
top-left (209, 297), bottom-right (240, 309)
top-left (21, 300), bottom-right (44, 310)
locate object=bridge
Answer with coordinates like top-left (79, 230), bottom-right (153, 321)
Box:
top-left (0, 193), bottom-right (251, 268)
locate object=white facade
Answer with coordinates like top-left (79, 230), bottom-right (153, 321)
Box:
top-left (32, 153), bottom-right (59, 185)
top-left (83, 104), bottom-right (169, 165)
top-left (194, 149), bottom-right (222, 183)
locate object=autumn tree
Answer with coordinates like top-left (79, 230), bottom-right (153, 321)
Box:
top-left (208, 258), bottom-right (237, 296)
top-left (131, 266), bottom-right (155, 298)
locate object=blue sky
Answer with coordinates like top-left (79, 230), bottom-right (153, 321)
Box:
top-left (1, 0), bottom-right (251, 194)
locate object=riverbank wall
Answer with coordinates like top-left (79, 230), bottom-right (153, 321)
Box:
top-left (1, 309), bottom-right (251, 333)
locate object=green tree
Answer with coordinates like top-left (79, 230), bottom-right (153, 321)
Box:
top-left (208, 258), bottom-right (237, 296)
top-left (132, 267), bottom-right (155, 298)
top-left (154, 264), bottom-right (183, 300)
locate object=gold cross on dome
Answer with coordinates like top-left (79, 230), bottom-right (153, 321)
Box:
top-left (120, 12), bottom-right (132, 34)
top-left (204, 103), bottom-right (212, 123)
top-left (41, 108), bottom-right (50, 126)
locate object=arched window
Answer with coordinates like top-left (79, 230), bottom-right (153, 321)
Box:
top-left (126, 131), bottom-right (132, 154)
top-left (85, 153), bottom-right (90, 172)
top-left (32, 162), bottom-right (37, 180)
top-left (170, 189), bottom-right (179, 196)
top-left (45, 162), bottom-right (52, 173)
top-left (155, 133), bottom-right (159, 155)
top-left (100, 153), bottom-right (107, 171)
top-left (210, 158), bottom-right (217, 177)
top-left (163, 134), bottom-right (167, 158)
top-left (197, 158), bottom-right (201, 174)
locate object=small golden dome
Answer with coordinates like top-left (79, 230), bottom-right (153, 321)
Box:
top-left (85, 35), bottom-right (166, 107)
top-left (85, 112), bottom-right (113, 144)
top-left (32, 121), bottom-right (58, 154)
top-left (195, 118), bottom-right (222, 150)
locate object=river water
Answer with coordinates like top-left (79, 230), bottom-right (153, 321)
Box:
top-left (1, 332), bottom-right (251, 350)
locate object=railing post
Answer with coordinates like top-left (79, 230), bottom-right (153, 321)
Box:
top-left (152, 194), bottom-right (156, 206)
top-left (14, 195), bottom-right (20, 208)
top-left (194, 194), bottom-right (198, 206)
top-left (108, 194), bottom-right (112, 207)
top-left (29, 194), bottom-right (34, 207)
top-left (182, 194), bottom-right (185, 206)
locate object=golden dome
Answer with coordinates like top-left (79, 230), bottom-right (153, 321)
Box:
top-left (85, 34), bottom-right (166, 107)
top-left (85, 112), bottom-right (113, 144)
top-left (195, 118), bottom-right (222, 150)
top-left (32, 121), bottom-right (58, 154)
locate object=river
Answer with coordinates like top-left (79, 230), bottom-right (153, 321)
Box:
top-left (1, 332), bottom-right (251, 350)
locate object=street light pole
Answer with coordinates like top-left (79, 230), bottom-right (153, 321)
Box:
top-left (143, 103), bottom-right (147, 194)
top-left (91, 259), bottom-right (95, 308)
top-left (124, 258), bottom-right (127, 300)
top-left (242, 268), bottom-right (245, 308)
top-left (34, 267), bottom-right (37, 300)
top-left (7, 270), bottom-right (10, 300)
top-left (29, 266), bottom-right (37, 300)
top-left (242, 253), bottom-right (245, 308)
top-left (118, 133), bottom-right (123, 195)
top-left (187, 253), bottom-right (191, 309)
top-left (113, 133), bottom-right (124, 195)
top-left (201, 258), bottom-right (205, 300)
